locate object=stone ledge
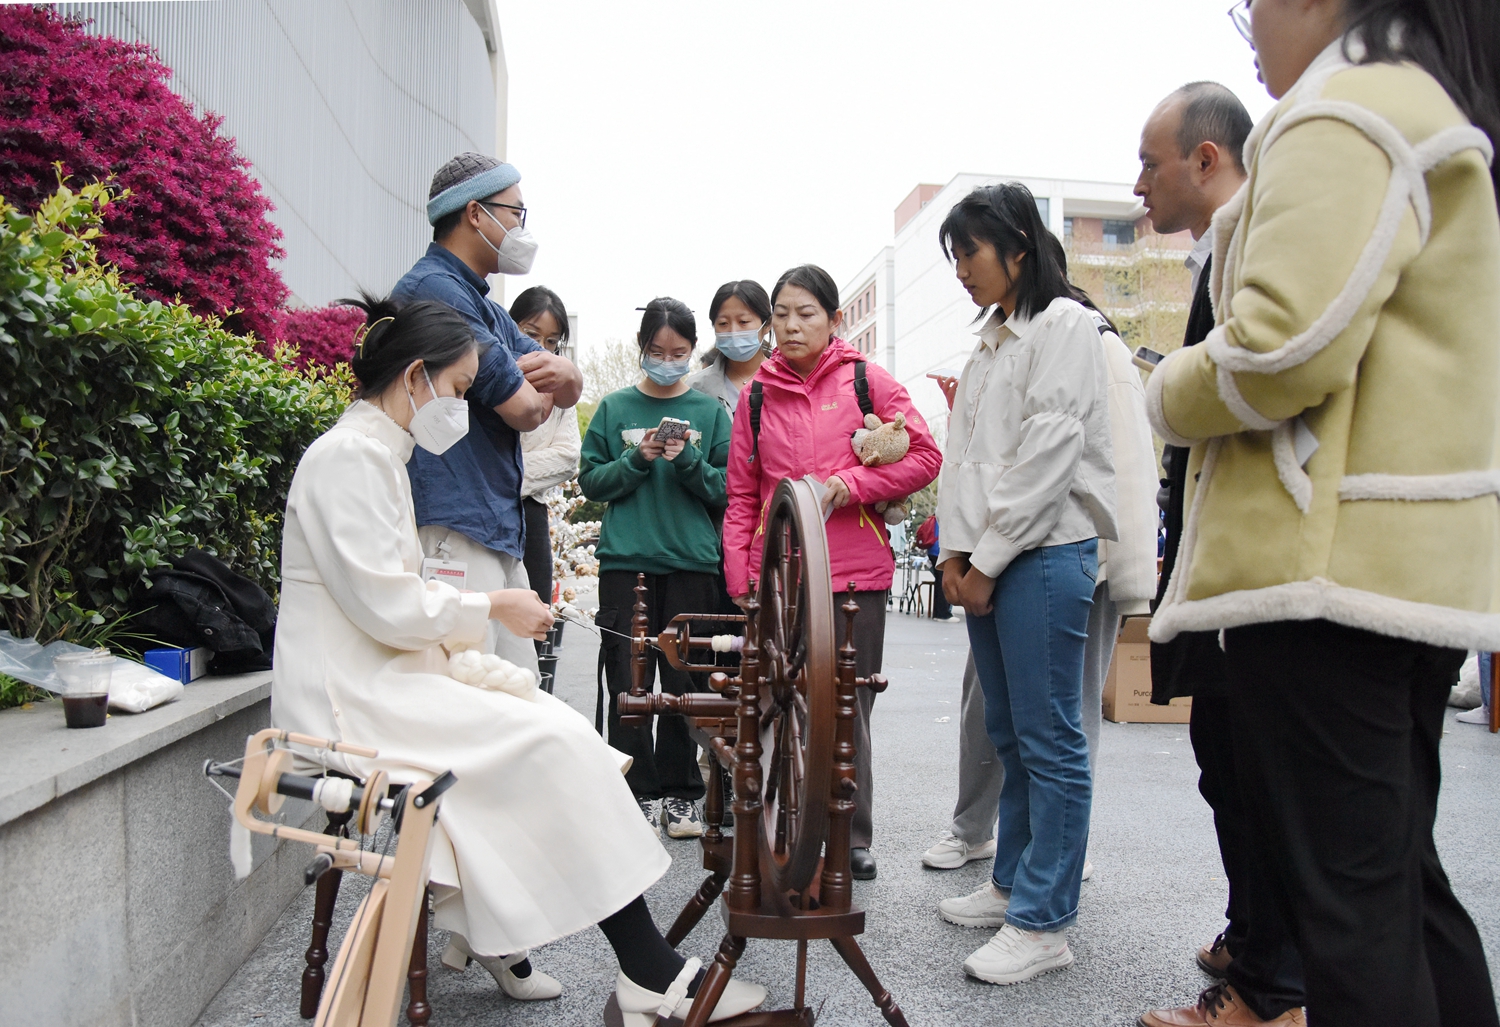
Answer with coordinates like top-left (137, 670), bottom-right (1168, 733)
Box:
top-left (0, 671), bottom-right (272, 827)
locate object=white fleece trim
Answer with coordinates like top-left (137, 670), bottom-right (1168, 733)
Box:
top-left (1159, 438), bottom-right (1224, 611)
top-left (1207, 185), bottom-right (1246, 322)
top-left (1271, 421), bottom-right (1314, 514)
top-left (1207, 107), bottom-right (1489, 382)
top-left (1143, 347), bottom-right (1196, 448)
top-left (1147, 577), bottom-right (1500, 652)
top-left (1339, 470), bottom-right (1500, 501)
top-left (1214, 360), bottom-right (1280, 431)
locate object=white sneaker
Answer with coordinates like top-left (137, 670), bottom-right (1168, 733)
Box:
top-left (962, 923), bottom-right (1074, 985)
top-left (614, 961), bottom-right (766, 1025)
top-left (1456, 706), bottom-right (1491, 725)
top-left (922, 832), bottom-right (997, 869)
top-left (637, 797), bottom-right (659, 830)
top-left (441, 939), bottom-right (562, 1000)
top-left (1081, 858), bottom-right (1094, 881)
top-left (662, 797), bottom-right (705, 839)
top-left (939, 882), bottom-right (1010, 927)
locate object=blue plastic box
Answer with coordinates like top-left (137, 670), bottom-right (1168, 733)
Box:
top-left (143, 646), bottom-right (208, 683)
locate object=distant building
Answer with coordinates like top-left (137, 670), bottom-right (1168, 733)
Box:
top-left (840, 175), bottom-right (1192, 427)
top-left (54, 0), bottom-right (507, 306)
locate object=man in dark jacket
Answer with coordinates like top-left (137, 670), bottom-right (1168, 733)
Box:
top-left (1134, 84), bottom-right (1306, 1027)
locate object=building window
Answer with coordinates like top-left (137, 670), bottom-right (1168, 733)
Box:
top-left (1035, 198), bottom-right (1049, 226)
top-left (1102, 219), bottom-right (1136, 247)
top-left (1063, 217), bottom-right (1074, 241)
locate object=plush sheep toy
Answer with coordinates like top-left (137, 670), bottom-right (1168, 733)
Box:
top-left (448, 647), bottom-right (539, 700)
top-left (850, 412), bottom-right (912, 526)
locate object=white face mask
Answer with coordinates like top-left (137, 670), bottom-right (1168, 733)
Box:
top-left (407, 365), bottom-right (470, 455)
top-left (477, 203), bottom-right (539, 275)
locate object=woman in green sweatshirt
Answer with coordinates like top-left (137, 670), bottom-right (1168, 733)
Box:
top-left (580, 297), bottom-right (731, 840)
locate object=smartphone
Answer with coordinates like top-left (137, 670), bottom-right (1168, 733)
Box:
top-left (1132, 346), bottom-right (1167, 372)
top-left (926, 368), bottom-right (961, 380)
top-left (653, 416), bottom-right (691, 443)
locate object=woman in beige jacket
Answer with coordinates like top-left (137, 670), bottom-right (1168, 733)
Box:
top-left (1145, 0), bottom-right (1499, 1023)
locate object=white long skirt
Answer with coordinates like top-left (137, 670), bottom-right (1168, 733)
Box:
top-left (329, 655), bottom-right (671, 957)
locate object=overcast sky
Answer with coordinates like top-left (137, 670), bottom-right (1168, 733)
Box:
top-left (498, 1), bottom-right (1274, 359)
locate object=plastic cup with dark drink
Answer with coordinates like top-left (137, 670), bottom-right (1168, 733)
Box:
top-left (54, 650), bottom-right (113, 728)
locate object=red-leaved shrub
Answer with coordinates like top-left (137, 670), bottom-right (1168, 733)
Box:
top-left (0, 6), bottom-right (287, 340)
top-left (271, 305), bottom-right (364, 370)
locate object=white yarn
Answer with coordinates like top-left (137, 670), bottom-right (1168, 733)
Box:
top-left (710, 634), bottom-right (744, 653)
top-left (230, 819), bottom-right (253, 881)
top-left (448, 647), bottom-right (539, 700)
top-left (312, 776), bottom-right (354, 814)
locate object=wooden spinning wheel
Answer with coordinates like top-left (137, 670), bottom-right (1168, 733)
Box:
top-left (755, 478), bottom-right (835, 894)
top-left (613, 477), bottom-right (907, 1027)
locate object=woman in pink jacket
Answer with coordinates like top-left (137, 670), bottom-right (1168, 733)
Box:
top-left (723, 264), bottom-right (942, 881)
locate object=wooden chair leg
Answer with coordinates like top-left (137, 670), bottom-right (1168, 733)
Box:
top-left (300, 841), bottom-right (347, 1018)
top-left (405, 886), bottom-right (432, 1027)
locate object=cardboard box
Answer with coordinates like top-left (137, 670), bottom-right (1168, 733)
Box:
top-left (1102, 617), bottom-right (1191, 723)
top-left (143, 646), bottom-right (209, 684)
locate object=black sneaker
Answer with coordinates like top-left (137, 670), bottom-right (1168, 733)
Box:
top-left (637, 797), bottom-right (659, 830)
top-left (662, 797), bottom-right (704, 839)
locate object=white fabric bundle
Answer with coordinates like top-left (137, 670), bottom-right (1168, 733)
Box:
top-left (448, 648), bottom-right (539, 700)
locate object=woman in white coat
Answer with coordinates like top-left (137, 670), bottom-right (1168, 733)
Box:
top-left (271, 294), bottom-right (765, 1025)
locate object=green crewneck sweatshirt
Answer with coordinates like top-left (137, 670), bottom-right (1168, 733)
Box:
top-left (579, 385), bottom-right (732, 575)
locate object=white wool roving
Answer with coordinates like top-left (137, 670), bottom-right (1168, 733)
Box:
top-left (448, 647), bottom-right (539, 700)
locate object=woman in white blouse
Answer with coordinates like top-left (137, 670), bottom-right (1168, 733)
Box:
top-left (271, 295), bottom-right (765, 1025)
top-left (512, 286), bottom-right (582, 614)
top-left (930, 184), bottom-right (1117, 987)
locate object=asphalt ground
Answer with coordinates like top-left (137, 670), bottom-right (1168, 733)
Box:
top-left (196, 604), bottom-right (1500, 1027)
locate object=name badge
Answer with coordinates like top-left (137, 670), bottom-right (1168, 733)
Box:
top-left (421, 557), bottom-right (468, 591)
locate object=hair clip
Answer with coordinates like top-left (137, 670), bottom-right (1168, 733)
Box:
top-left (354, 316), bottom-right (395, 357)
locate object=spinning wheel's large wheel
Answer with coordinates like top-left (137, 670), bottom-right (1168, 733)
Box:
top-left (754, 477), bottom-right (837, 893)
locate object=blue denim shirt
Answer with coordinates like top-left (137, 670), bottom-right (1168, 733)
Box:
top-left (392, 244), bottom-right (542, 559)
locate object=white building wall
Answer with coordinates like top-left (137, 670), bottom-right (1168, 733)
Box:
top-left (837, 246), bottom-right (895, 374)
top-left (55, 0), bottom-right (505, 308)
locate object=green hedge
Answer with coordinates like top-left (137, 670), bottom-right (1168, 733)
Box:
top-left (0, 183), bottom-right (350, 645)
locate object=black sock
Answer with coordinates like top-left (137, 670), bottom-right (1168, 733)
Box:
top-left (507, 957), bottom-right (531, 979)
top-left (597, 895), bottom-right (704, 996)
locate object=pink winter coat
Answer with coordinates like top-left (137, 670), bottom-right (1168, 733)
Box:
top-left (723, 338), bottom-right (942, 598)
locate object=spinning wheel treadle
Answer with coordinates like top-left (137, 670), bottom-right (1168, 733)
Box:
top-left (616, 477), bottom-right (907, 1027)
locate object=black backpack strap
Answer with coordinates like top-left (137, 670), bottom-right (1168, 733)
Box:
top-left (853, 360), bottom-right (874, 419)
top-left (749, 380), bottom-right (763, 463)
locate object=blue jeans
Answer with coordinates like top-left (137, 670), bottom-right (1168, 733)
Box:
top-left (967, 539), bottom-right (1096, 931)
top-left (1480, 652), bottom-right (1492, 709)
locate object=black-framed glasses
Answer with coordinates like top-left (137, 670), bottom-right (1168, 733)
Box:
top-left (1228, 0), bottom-right (1253, 45)
top-left (479, 200), bottom-right (527, 229)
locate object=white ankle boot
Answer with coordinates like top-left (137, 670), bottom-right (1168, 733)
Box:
top-left (614, 958), bottom-right (767, 1025)
top-left (440, 936), bottom-right (562, 1000)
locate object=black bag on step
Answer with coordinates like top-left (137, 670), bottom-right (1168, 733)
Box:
top-left (127, 549), bottom-right (276, 674)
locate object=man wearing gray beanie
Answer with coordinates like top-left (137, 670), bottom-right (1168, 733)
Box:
top-left (393, 153), bottom-right (583, 681)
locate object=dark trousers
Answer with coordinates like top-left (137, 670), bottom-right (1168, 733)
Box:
top-left (848, 591), bottom-right (887, 849)
top-left (598, 569), bottom-right (719, 802)
top-left (929, 552), bottom-right (952, 619)
top-left (1190, 689), bottom-right (1306, 1018)
top-left (1225, 620), bottom-right (1497, 1027)
top-left (522, 497), bottom-right (552, 608)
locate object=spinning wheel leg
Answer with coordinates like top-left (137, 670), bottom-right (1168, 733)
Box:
top-left (301, 811), bottom-right (352, 1018)
top-left (830, 935), bottom-right (908, 1027)
top-left (681, 933), bottom-right (746, 1027)
top-left (665, 871), bottom-right (727, 948)
top-left (404, 887), bottom-right (432, 1027)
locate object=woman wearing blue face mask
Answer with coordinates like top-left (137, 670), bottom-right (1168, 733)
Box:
top-left (579, 297), bottom-right (733, 839)
top-left (685, 280), bottom-right (772, 418)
